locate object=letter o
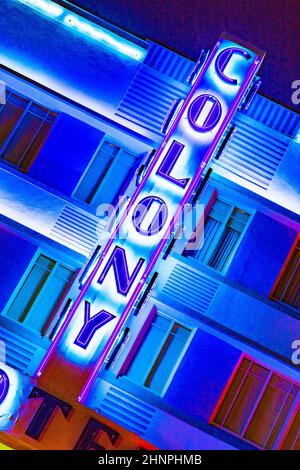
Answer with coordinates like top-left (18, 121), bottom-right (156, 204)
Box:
top-left (132, 196), bottom-right (168, 236)
top-left (188, 94), bottom-right (222, 132)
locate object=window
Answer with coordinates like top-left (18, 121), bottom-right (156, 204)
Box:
top-left (5, 254), bottom-right (74, 335)
top-left (271, 238), bottom-right (300, 310)
top-left (74, 140), bottom-right (134, 207)
top-left (211, 357), bottom-right (299, 449)
top-left (281, 407), bottom-right (300, 450)
top-left (0, 89), bottom-right (57, 172)
top-left (184, 198), bottom-right (250, 273)
top-left (125, 314), bottom-right (191, 395)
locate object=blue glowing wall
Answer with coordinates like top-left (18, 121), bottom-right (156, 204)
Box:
top-left (0, 225), bottom-right (36, 312)
top-left (227, 212), bottom-right (298, 296)
top-left (29, 114), bottom-right (104, 196)
top-left (0, 0), bottom-right (145, 121)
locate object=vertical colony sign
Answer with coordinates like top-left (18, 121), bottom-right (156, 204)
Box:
top-left (37, 33), bottom-right (264, 401)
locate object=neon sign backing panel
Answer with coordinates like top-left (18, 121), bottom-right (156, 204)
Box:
top-left (36, 33), bottom-right (264, 403)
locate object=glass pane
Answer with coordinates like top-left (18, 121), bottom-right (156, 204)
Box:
top-left (245, 384), bottom-right (293, 448)
top-left (209, 199), bottom-right (231, 222)
top-left (47, 111), bottom-right (57, 124)
top-left (2, 112), bottom-right (43, 167)
top-left (7, 93), bottom-right (28, 110)
top-left (101, 142), bottom-right (120, 157)
top-left (281, 408), bottom-right (300, 450)
top-left (265, 394), bottom-right (295, 449)
top-left (24, 265), bottom-right (73, 333)
top-left (6, 255), bottom-right (54, 322)
top-left (228, 209), bottom-right (250, 232)
top-left (36, 255), bottom-right (55, 270)
top-left (270, 374), bottom-right (294, 393)
top-left (195, 217), bottom-right (221, 261)
top-left (126, 315), bottom-right (170, 386)
top-left (208, 227), bottom-right (240, 272)
top-left (240, 357), bottom-right (251, 371)
top-left (29, 102), bottom-right (48, 119)
top-left (0, 94), bottom-right (27, 148)
top-left (282, 258), bottom-right (300, 308)
top-left (172, 323), bottom-right (190, 340)
top-left (273, 244), bottom-right (300, 308)
top-left (19, 120), bottom-right (53, 172)
top-left (214, 368), bottom-right (246, 425)
top-left (74, 141), bottom-right (120, 203)
top-left (91, 155), bottom-right (133, 207)
top-left (250, 363), bottom-right (270, 380)
top-left (224, 373), bottom-right (265, 434)
top-left (54, 265), bottom-right (74, 283)
top-left (145, 324), bottom-right (190, 394)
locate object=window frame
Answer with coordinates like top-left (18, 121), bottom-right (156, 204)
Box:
top-left (278, 405), bottom-right (300, 450)
top-left (0, 88), bottom-right (58, 172)
top-left (72, 136), bottom-right (135, 207)
top-left (122, 311), bottom-right (195, 397)
top-left (184, 192), bottom-right (253, 275)
top-left (270, 234), bottom-right (300, 311)
top-left (210, 354), bottom-right (300, 449)
top-left (2, 249), bottom-right (76, 337)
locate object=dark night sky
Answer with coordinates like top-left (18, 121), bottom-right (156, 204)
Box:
top-left (66, 0), bottom-right (300, 113)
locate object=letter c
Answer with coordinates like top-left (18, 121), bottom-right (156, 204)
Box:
top-left (215, 47), bottom-right (251, 85)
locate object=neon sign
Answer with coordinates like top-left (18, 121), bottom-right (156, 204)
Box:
top-left (37, 33), bottom-right (264, 402)
top-left (20, 386), bottom-right (155, 449)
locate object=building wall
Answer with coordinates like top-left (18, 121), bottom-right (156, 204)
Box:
top-left (0, 0), bottom-right (299, 451)
top-left (0, 0), bottom-right (146, 130)
top-left (0, 224), bottom-right (37, 311)
top-left (227, 211), bottom-right (297, 297)
top-left (164, 330), bottom-right (241, 422)
top-left (29, 113), bottom-right (105, 197)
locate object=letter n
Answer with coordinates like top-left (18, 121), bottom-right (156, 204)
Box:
top-left (98, 246), bottom-right (144, 295)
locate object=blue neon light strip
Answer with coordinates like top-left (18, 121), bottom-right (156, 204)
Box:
top-left (17, 0), bottom-right (146, 61)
